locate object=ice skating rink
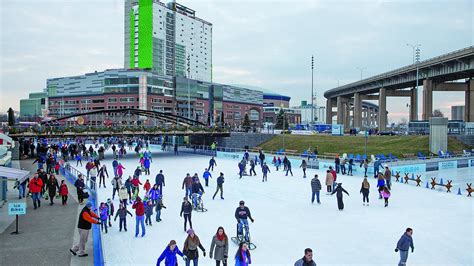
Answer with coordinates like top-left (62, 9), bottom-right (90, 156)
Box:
top-left (94, 149), bottom-right (473, 265)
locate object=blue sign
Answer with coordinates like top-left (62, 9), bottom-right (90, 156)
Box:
top-left (391, 164), bottom-right (426, 174)
top-left (438, 161), bottom-right (457, 170)
top-left (8, 202), bottom-right (26, 215)
top-left (332, 124), bottom-right (344, 136)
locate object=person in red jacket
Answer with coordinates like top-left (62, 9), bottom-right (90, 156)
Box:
top-left (59, 180), bottom-right (69, 205)
top-left (131, 176), bottom-right (142, 199)
top-left (329, 166), bottom-right (337, 191)
top-left (54, 162), bottom-right (60, 174)
top-left (70, 202), bottom-right (99, 257)
top-left (143, 179), bottom-right (151, 194)
top-left (132, 196), bottom-right (145, 237)
top-left (29, 174), bottom-right (43, 209)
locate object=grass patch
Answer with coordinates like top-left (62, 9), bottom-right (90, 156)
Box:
top-left (258, 135), bottom-right (470, 158)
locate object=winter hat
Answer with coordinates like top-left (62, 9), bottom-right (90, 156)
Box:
top-left (187, 229), bottom-right (194, 235)
top-left (86, 202), bottom-right (93, 208)
top-left (107, 198), bottom-right (112, 203)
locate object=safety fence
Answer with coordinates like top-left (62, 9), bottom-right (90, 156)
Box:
top-left (60, 162), bottom-right (104, 266)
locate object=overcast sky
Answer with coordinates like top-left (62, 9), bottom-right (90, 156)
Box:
top-left (1, 0), bottom-right (472, 122)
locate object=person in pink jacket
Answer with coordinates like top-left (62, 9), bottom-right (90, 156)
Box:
top-left (117, 163), bottom-right (125, 178)
top-left (381, 186), bottom-right (391, 207)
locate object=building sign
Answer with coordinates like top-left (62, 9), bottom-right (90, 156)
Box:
top-left (8, 202), bottom-right (26, 215)
top-left (332, 124), bottom-right (344, 136)
top-left (438, 161), bottom-right (457, 170)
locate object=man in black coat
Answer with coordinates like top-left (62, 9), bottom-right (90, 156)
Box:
top-left (70, 202), bottom-right (99, 257)
top-left (331, 183), bottom-right (349, 210)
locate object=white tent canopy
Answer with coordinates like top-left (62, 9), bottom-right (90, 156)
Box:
top-left (0, 166), bottom-right (30, 183)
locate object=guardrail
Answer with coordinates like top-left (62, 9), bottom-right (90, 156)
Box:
top-left (60, 162), bottom-right (104, 266)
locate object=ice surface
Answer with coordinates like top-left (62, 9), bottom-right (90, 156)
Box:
top-left (92, 148), bottom-right (473, 265)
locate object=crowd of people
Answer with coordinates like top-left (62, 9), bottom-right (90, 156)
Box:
top-left (17, 137), bottom-right (413, 265)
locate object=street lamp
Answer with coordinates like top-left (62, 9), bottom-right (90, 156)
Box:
top-left (407, 43), bottom-right (421, 120)
top-left (357, 67), bottom-right (367, 80)
top-left (311, 55), bottom-right (314, 125)
top-left (187, 55), bottom-right (191, 120)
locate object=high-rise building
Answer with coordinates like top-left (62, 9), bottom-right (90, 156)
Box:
top-left (124, 0), bottom-right (212, 83)
top-left (451, 106), bottom-right (465, 121)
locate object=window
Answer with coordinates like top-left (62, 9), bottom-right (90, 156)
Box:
top-left (92, 99), bottom-right (105, 104)
top-left (120, 97), bottom-right (135, 102)
top-left (152, 98), bottom-right (162, 103)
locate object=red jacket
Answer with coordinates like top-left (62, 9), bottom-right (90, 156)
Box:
top-left (55, 163), bottom-right (60, 171)
top-left (131, 178), bottom-right (142, 187)
top-left (132, 201), bottom-right (145, 216)
top-left (331, 170), bottom-right (337, 182)
top-left (143, 182), bottom-right (151, 192)
top-left (59, 183), bottom-right (68, 196)
top-left (29, 178), bottom-right (43, 193)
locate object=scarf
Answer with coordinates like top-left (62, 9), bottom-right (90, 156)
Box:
top-left (216, 232), bottom-right (226, 242)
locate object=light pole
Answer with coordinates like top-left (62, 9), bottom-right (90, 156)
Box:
top-left (407, 43), bottom-right (421, 120)
top-left (311, 55), bottom-right (314, 125)
top-left (187, 55), bottom-right (191, 120)
top-left (357, 67), bottom-right (367, 80)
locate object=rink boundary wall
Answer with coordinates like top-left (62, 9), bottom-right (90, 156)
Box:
top-left (60, 163), bottom-right (105, 266)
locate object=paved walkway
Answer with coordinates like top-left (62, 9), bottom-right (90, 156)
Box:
top-left (0, 159), bottom-right (94, 266)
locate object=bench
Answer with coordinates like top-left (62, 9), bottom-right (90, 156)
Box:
top-left (402, 153), bottom-right (416, 159)
top-left (429, 177), bottom-right (453, 192)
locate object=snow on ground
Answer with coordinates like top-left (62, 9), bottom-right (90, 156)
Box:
top-left (92, 148), bottom-right (473, 266)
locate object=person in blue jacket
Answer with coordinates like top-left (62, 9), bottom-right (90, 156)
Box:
top-left (262, 163), bottom-right (270, 182)
top-left (373, 159), bottom-right (383, 178)
top-left (234, 242), bottom-right (251, 266)
top-left (395, 228), bottom-right (415, 266)
top-left (144, 158), bottom-right (151, 175)
top-left (112, 159), bottom-right (119, 177)
top-left (202, 168), bottom-right (212, 187)
top-left (157, 240), bottom-right (187, 266)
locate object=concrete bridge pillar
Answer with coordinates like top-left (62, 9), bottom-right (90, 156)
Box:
top-left (422, 79), bottom-right (433, 120)
top-left (378, 88), bottom-right (387, 130)
top-left (410, 87), bottom-right (418, 121)
top-left (344, 102), bottom-right (350, 129)
top-left (466, 79), bottom-right (474, 122)
top-left (337, 96), bottom-right (344, 124)
top-left (326, 98), bottom-right (333, 124)
top-left (353, 93), bottom-right (362, 128)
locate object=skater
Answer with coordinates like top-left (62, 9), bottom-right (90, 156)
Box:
top-left (310, 174), bottom-right (321, 204)
top-left (145, 200), bottom-right (154, 226)
top-left (143, 157), bottom-right (151, 175)
top-left (384, 165), bottom-right (392, 190)
top-left (210, 226), bottom-right (229, 266)
top-left (124, 176), bottom-right (132, 201)
top-left (46, 174), bottom-right (59, 206)
top-left (258, 150), bottom-right (265, 166)
top-left (180, 197), bottom-right (193, 231)
top-left (74, 174), bottom-right (86, 204)
top-left (348, 158), bottom-right (354, 176)
top-left (134, 166), bottom-right (142, 179)
top-left (360, 177), bottom-right (370, 206)
top-left (111, 176), bottom-right (122, 200)
top-left (182, 173), bottom-right (193, 199)
top-left (294, 248), bottom-right (317, 266)
top-left (119, 187), bottom-right (128, 208)
top-left (235, 201), bottom-right (254, 242)
top-left (209, 157), bottom-right (217, 171)
top-left (183, 229), bottom-right (206, 266)
top-left (131, 176), bottom-right (142, 199)
top-left (157, 240), bottom-right (186, 266)
top-left (249, 159), bottom-right (256, 176)
top-left (99, 202), bottom-right (109, 233)
top-left (381, 186), bottom-right (391, 207)
top-left (114, 203), bottom-right (133, 232)
top-left (98, 165), bottom-right (109, 188)
top-left (238, 160), bottom-right (245, 179)
top-left (377, 174), bottom-right (385, 199)
top-left (174, 143), bottom-right (178, 155)
top-left (331, 183), bottom-right (349, 211)
top-left (213, 173), bottom-right (225, 200)
top-left (373, 159), bottom-right (383, 178)
top-left (395, 228), bottom-right (415, 266)
top-left (234, 242), bottom-right (251, 266)
top-left (132, 196), bottom-right (145, 237)
top-left (203, 168), bottom-right (212, 187)
top-left (106, 198), bottom-right (114, 226)
top-left (76, 153), bottom-right (82, 167)
top-left (70, 202), bottom-right (99, 257)
top-left (54, 161), bottom-right (60, 175)
top-left (148, 184), bottom-right (161, 205)
top-left (143, 179), bottom-right (151, 194)
top-left (340, 158), bottom-right (346, 175)
top-left (361, 159), bottom-right (369, 177)
top-left (261, 162), bottom-right (270, 182)
top-left (283, 156), bottom-right (289, 171)
top-left (155, 170), bottom-right (165, 194)
top-left (59, 180), bottom-right (69, 205)
top-left (334, 155), bottom-right (340, 173)
top-left (300, 160), bottom-right (307, 178)
top-left (89, 164), bottom-right (97, 190)
top-left (191, 179), bottom-right (204, 208)
top-left (155, 197), bottom-right (166, 222)
top-left (325, 170), bottom-right (334, 194)
top-left (29, 174), bottom-right (43, 209)
top-left (112, 158), bottom-right (119, 177)
top-left (286, 160), bottom-right (293, 176)
top-left (117, 163), bottom-right (125, 178)
top-left (330, 166), bottom-right (337, 191)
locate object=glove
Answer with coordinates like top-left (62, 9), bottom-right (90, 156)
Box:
top-left (224, 255), bottom-right (228, 259)
top-left (251, 218), bottom-right (255, 223)
top-left (180, 213), bottom-right (182, 217)
top-left (203, 251), bottom-right (206, 257)
top-left (395, 248), bottom-right (399, 252)
top-left (209, 254), bottom-right (213, 259)
top-left (411, 248), bottom-right (414, 253)
top-left (182, 255), bottom-right (187, 261)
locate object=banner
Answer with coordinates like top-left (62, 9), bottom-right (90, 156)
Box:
top-left (438, 160), bottom-right (457, 170)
